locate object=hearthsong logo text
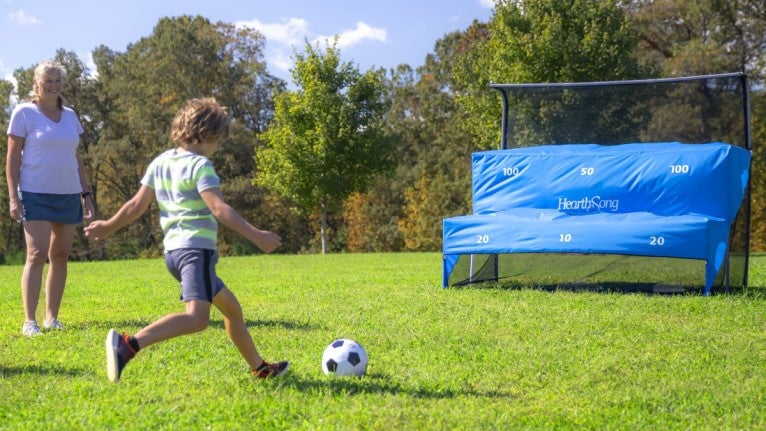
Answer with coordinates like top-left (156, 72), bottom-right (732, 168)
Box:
top-left (558, 196), bottom-right (619, 213)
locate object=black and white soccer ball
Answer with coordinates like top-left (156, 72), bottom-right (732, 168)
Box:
top-left (321, 338), bottom-right (368, 377)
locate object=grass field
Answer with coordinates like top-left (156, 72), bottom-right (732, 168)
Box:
top-left (1, 252), bottom-right (765, 430)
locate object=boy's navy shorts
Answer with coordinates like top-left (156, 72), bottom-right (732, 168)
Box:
top-left (164, 248), bottom-right (226, 303)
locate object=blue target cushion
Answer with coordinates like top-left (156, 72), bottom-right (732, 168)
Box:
top-left (443, 142), bottom-right (751, 294)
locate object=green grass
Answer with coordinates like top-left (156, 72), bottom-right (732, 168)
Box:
top-left (1, 253), bottom-right (765, 430)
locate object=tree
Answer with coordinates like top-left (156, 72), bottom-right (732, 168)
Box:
top-left (256, 41), bottom-right (397, 253)
top-left (90, 15), bottom-right (289, 257)
top-left (384, 30), bottom-right (478, 251)
top-left (623, 0), bottom-right (766, 249)
top-left (0, 78), bottom-right (20, 263)
top-left (455, 0), bottom-right (642, 150)
top-left (624, 0), bottom-right (766, 82)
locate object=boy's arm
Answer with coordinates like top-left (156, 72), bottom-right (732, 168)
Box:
top-left (200, 187), bottom-right (281, 253)
top-left (84, 185), bottom-right (154, 241)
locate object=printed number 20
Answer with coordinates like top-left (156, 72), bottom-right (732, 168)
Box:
top-left (476, 235), bottom-right (489, 244)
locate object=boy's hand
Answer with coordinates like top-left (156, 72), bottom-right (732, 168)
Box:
top-left (84, 220), bottom-right (109, 241)
top-left (254, 230), bottom-right (281, 253)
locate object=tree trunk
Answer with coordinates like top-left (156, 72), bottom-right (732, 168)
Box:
top-left (321, 203), bottom-right (327, 254)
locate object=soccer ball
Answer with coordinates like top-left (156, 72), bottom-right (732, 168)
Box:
top-left (321, 338), bottom-right (368, 377)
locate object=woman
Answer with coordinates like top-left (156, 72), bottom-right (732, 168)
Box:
top-left (6, 59), bottom-right (95, 336)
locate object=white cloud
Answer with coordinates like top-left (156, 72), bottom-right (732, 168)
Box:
top-left (80, 51), bottom-right (98, 79)
top-left (235, 17), bottom-right (309, 47)
top-left (269, 50), bottom-right (293, 75)
top-left (0, 59), bottom-right (14, 84)
top-left (1, 58), bottom-right (19, 104)
top-left (235, 17), bottom-right (311, 76)
top-left (314, 22), bottom-right (386, 50)
top-left (478, 0), bottom-right (494, 8)
top-left (235, 17), bottom-right (385, 78)
top-left (8, 9), bottom-right (41, 26)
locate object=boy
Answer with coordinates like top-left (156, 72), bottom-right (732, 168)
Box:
top-left (85, 97), bottom-right (288, 382)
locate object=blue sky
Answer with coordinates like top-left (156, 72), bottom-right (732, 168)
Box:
top-left (1, 0), bottom-right (493, 89)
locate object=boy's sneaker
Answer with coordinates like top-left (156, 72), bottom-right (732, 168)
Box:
top-left (22, 321), bottom-right (42, 337)
top-left (43, 318), bottom-right (64, 330)
top-left (105, 329), bottom-right (136, 382)
top-left (253, 361), bottom-right (290, 378)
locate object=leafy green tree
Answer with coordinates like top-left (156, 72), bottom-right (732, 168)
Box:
top-left (382, 30), bottom-right (478, 251)
top-left (0, 80), bottom-right (14, 124)
top-left (91, 15), bottom-right (290, 257)
top-left (0, 78), bottom-right (20, 263)
top-left (256, 41), bottom-right (397, 253)
top-left (456, 0), bottom-right (641, 150)
top-left (624, 0), bottom-right (766, 249)
top-left (624, 0), bottom-right (766, 80)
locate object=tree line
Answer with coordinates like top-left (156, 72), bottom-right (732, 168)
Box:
top-left (1, 0), bottom-right (765, 263)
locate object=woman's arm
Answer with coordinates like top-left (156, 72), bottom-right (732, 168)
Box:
top-left (6, 135), bottom-right (23, 222)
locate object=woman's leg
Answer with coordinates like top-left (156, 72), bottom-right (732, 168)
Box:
top-left (22, 221), bottom-right (51, 322)
top-left (45, 222), bottom-right (75, 321)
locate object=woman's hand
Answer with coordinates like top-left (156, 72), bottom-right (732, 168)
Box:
top-left (9, 198), bottom-right (22, 223)
top-left (83, 197), bottom-right (96, 222)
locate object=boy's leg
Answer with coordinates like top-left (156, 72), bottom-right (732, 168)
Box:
top-left (212, 287), bottom-right (289, 378)
top-left (133, 299), bottom-right (212, 349)
top-left (212, 287), bottom-right (263, 370)
top-left (105, 300), bottom-right (211, 382)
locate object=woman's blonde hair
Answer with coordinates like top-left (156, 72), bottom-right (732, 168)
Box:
top-left (32, 59), bottom-right (66, 111)
top-left (170, 97), bottom-right (230, 146)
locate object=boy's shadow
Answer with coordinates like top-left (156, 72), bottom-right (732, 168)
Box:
top-left (274, 371), bottom-right (514, 400)
top-left (209, 318), bottom-right (321, 331)
top-left (0, 364), bottom-right (87, 377)
top-left (74, 318), bottom-right (321, 332)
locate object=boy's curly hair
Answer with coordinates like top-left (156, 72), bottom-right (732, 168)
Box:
top-left (170, 97), bottom-right (230, 146)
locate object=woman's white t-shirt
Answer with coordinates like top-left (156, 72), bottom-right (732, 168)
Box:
top-left (7, 102), bottom-right (85, 194)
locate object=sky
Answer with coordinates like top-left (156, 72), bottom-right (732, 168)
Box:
top-left (1, 0), bottom-right (494, 89)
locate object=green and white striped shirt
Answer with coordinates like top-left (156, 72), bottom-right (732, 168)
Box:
top-left (141, 149), bottom-right (220, 251)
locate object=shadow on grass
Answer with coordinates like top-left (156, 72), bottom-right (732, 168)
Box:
top-left (459, 280), bottom-right (764, 296)
top-left (272, 371), bottom-right (513, 400)
top-left (448, 253), bottom-right (760, 296)
top-left (483, 280), bottom-right (704, 295)
top-left (0, 364), bottom-right (87, 377)
top-left (63, 318), bottom-right (321, 332)
top-left (209, 318), bottom-right (321, 331)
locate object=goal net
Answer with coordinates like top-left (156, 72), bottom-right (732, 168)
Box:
top-left (446, 73), bottom-right (752, 293)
